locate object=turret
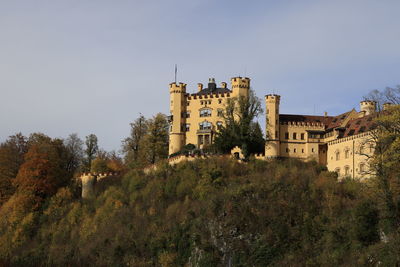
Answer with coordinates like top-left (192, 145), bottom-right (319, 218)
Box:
top-left (197, 83), bottom-right (203, 92)
top-left (360, 100), bottom-right (376, 116)
top-left (169, 82), bottom-right (187, 155)
top-left (383, 102), bottom-right (393, 111)
top-left (265, 94), bottom-right (280, 158)
top-left (81, 173), bottom-right (96, 198)
top-left (231, 77), bottom-right (250, 98)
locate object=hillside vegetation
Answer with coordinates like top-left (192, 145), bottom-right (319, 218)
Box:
top-left (0, 157), bottom-right (399, 266)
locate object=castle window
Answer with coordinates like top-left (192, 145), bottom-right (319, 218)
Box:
top-left (286, 148), bottom-right (289, 153)
top-left (312, 148), bottom-right (315, 153)
top-left (344, 166), bottom-right (350, 176)
top-left (359, 145), bottom-right (365, 154)
top-left (200, 109), bottom-right (212, 117)
top-left (216, 121), bottom-right (223, 130)
top-left (302, 149), bottom-right (304, 153)
top-left (217, 109), bottom-right (223, 117)
top-left (185, 124), bottom-right (190, 132)
top-left (301, 133), bottom-right (305, 140)
top-left (293, 133), bottom-right (297, 140)
top-left (187, 102), bottom-right (190, 106)
top-left (199, 121), bottom-right (212, 130)
top-left (294, 148), bottom-right (297, 153)
top-left (218, 99), bottom-right (222, 104)
top-left (204, 135), bottom-right (210, 145)
top-left (336, 151), bottom-right (340, 161)
top-left (275, 131), bottom-right (278, 139)
top-left (186, 112), bottom-right (191, 118)
top-left (345, 149), bottom-right (349, 159)
top-left (335, 168), bottom-right (341, 174)
top-left (285, 132), bottom-right (289, 139)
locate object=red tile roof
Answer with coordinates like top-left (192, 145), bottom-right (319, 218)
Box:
top-left (341, 114), bottom-right (376, 137)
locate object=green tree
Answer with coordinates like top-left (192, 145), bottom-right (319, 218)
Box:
top-left (85, 134), bottom-right (98, 171)
top-left (64, 133), bottom-right (84, 173)
top-left (141, 113), bottom-right (169, 164)
top-left (370, 104), bottom-right (400, 230)
top-left (213, 89), bottom-right (264, 157)
top-left (122, 114), bottom-right (148, 166)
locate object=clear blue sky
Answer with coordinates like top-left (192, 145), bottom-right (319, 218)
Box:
top-left (1, 0), bottom-right (400, 152)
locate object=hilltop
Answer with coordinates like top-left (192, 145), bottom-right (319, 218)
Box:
top-left (1, 157), bottom-right (398, 266)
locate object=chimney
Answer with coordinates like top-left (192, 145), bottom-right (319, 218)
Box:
top-left (221, 82), bottom-right (227, 88)
top-left (208, 78), bottom-right (216, 91)
top-left (197, 83), bottom-right (203, 92)
top-left (324, 111), bottom-right (328, 117)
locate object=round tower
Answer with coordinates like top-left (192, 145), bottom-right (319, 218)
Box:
top-left (360, 100), bottom-right (376, 116)
top-left (265, 94), bottom-right (280, 158)
top-left (81, 173), bottom-right (96, 199)
top-left (169, 82), bottom-right (187, 155)
top-left (231, 77), bottom-right (250, 98)
top-left (383, 102), bottom-right (393, 111)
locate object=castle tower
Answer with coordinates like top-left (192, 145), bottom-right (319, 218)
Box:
top-left (169, 82), bottom-right (187, 155)
top-left (383, 102), bottom-right (393, 111)
top-left (231, 77), bottom-right (250, 98)
top-left (360, 100), bottom-right (376, 116)
top-left (81, 173), bottom-right (96, 198)
top-left (265, 94), bottom-right (280, 157)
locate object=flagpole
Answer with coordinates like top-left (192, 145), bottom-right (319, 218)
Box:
top-left (174, 64), bottom-right (177, 83)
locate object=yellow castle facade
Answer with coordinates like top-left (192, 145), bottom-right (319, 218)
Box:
top-left (168, 77), bottom-right (249, 155)
top-left (168, 76), bottom-right (386, 179)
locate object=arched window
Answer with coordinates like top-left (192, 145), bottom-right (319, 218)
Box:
top-left (335, 150), bottom-right (340, 161)
top-left (199, 108), bottom-right (212, 117)
top-left (199, 121), bottom-right (212, 130)
top-left (344, 166), bottom-right (350, 176)
top-left (344, 148), bottom-right (350, 159)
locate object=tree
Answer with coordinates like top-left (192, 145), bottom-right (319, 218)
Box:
top-left (13, 136), bottom-right (72, 202)
top-left (0, 133), bottom-right (28, 205)
top-left (140, 113), bottom-right (169, 164)
top-left (85, 134), bottom-right (98, 171)
top-left (364, 85), bottom-right (400, 110)
top-left (370, 104), bottom-right (400, 231)
top-left (122, 114), bottom-right (148, 165)
top-left (213, 89), bottom-right (264, 157)
top-left (64, 133), bottom-right (84, 173)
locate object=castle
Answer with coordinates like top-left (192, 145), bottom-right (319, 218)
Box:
top-left (168, 77), bottom-right (390, 179)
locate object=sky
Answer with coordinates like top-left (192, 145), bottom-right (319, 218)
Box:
top-left (1, 0), bottom-right (400, 152)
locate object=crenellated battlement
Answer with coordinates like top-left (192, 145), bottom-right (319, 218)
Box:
top-left (79, 172), bottom-right (118, 198)
top-left (187, 92), bottom-right (230, 100)
top-left (231, 77), bottom-right (250, 89)
top-left (281, 121), bottom-right (325, 127)
top-left (265, 94), bottom-right (281, 103)
top-left (169, 82), bottom-right (187, 93)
